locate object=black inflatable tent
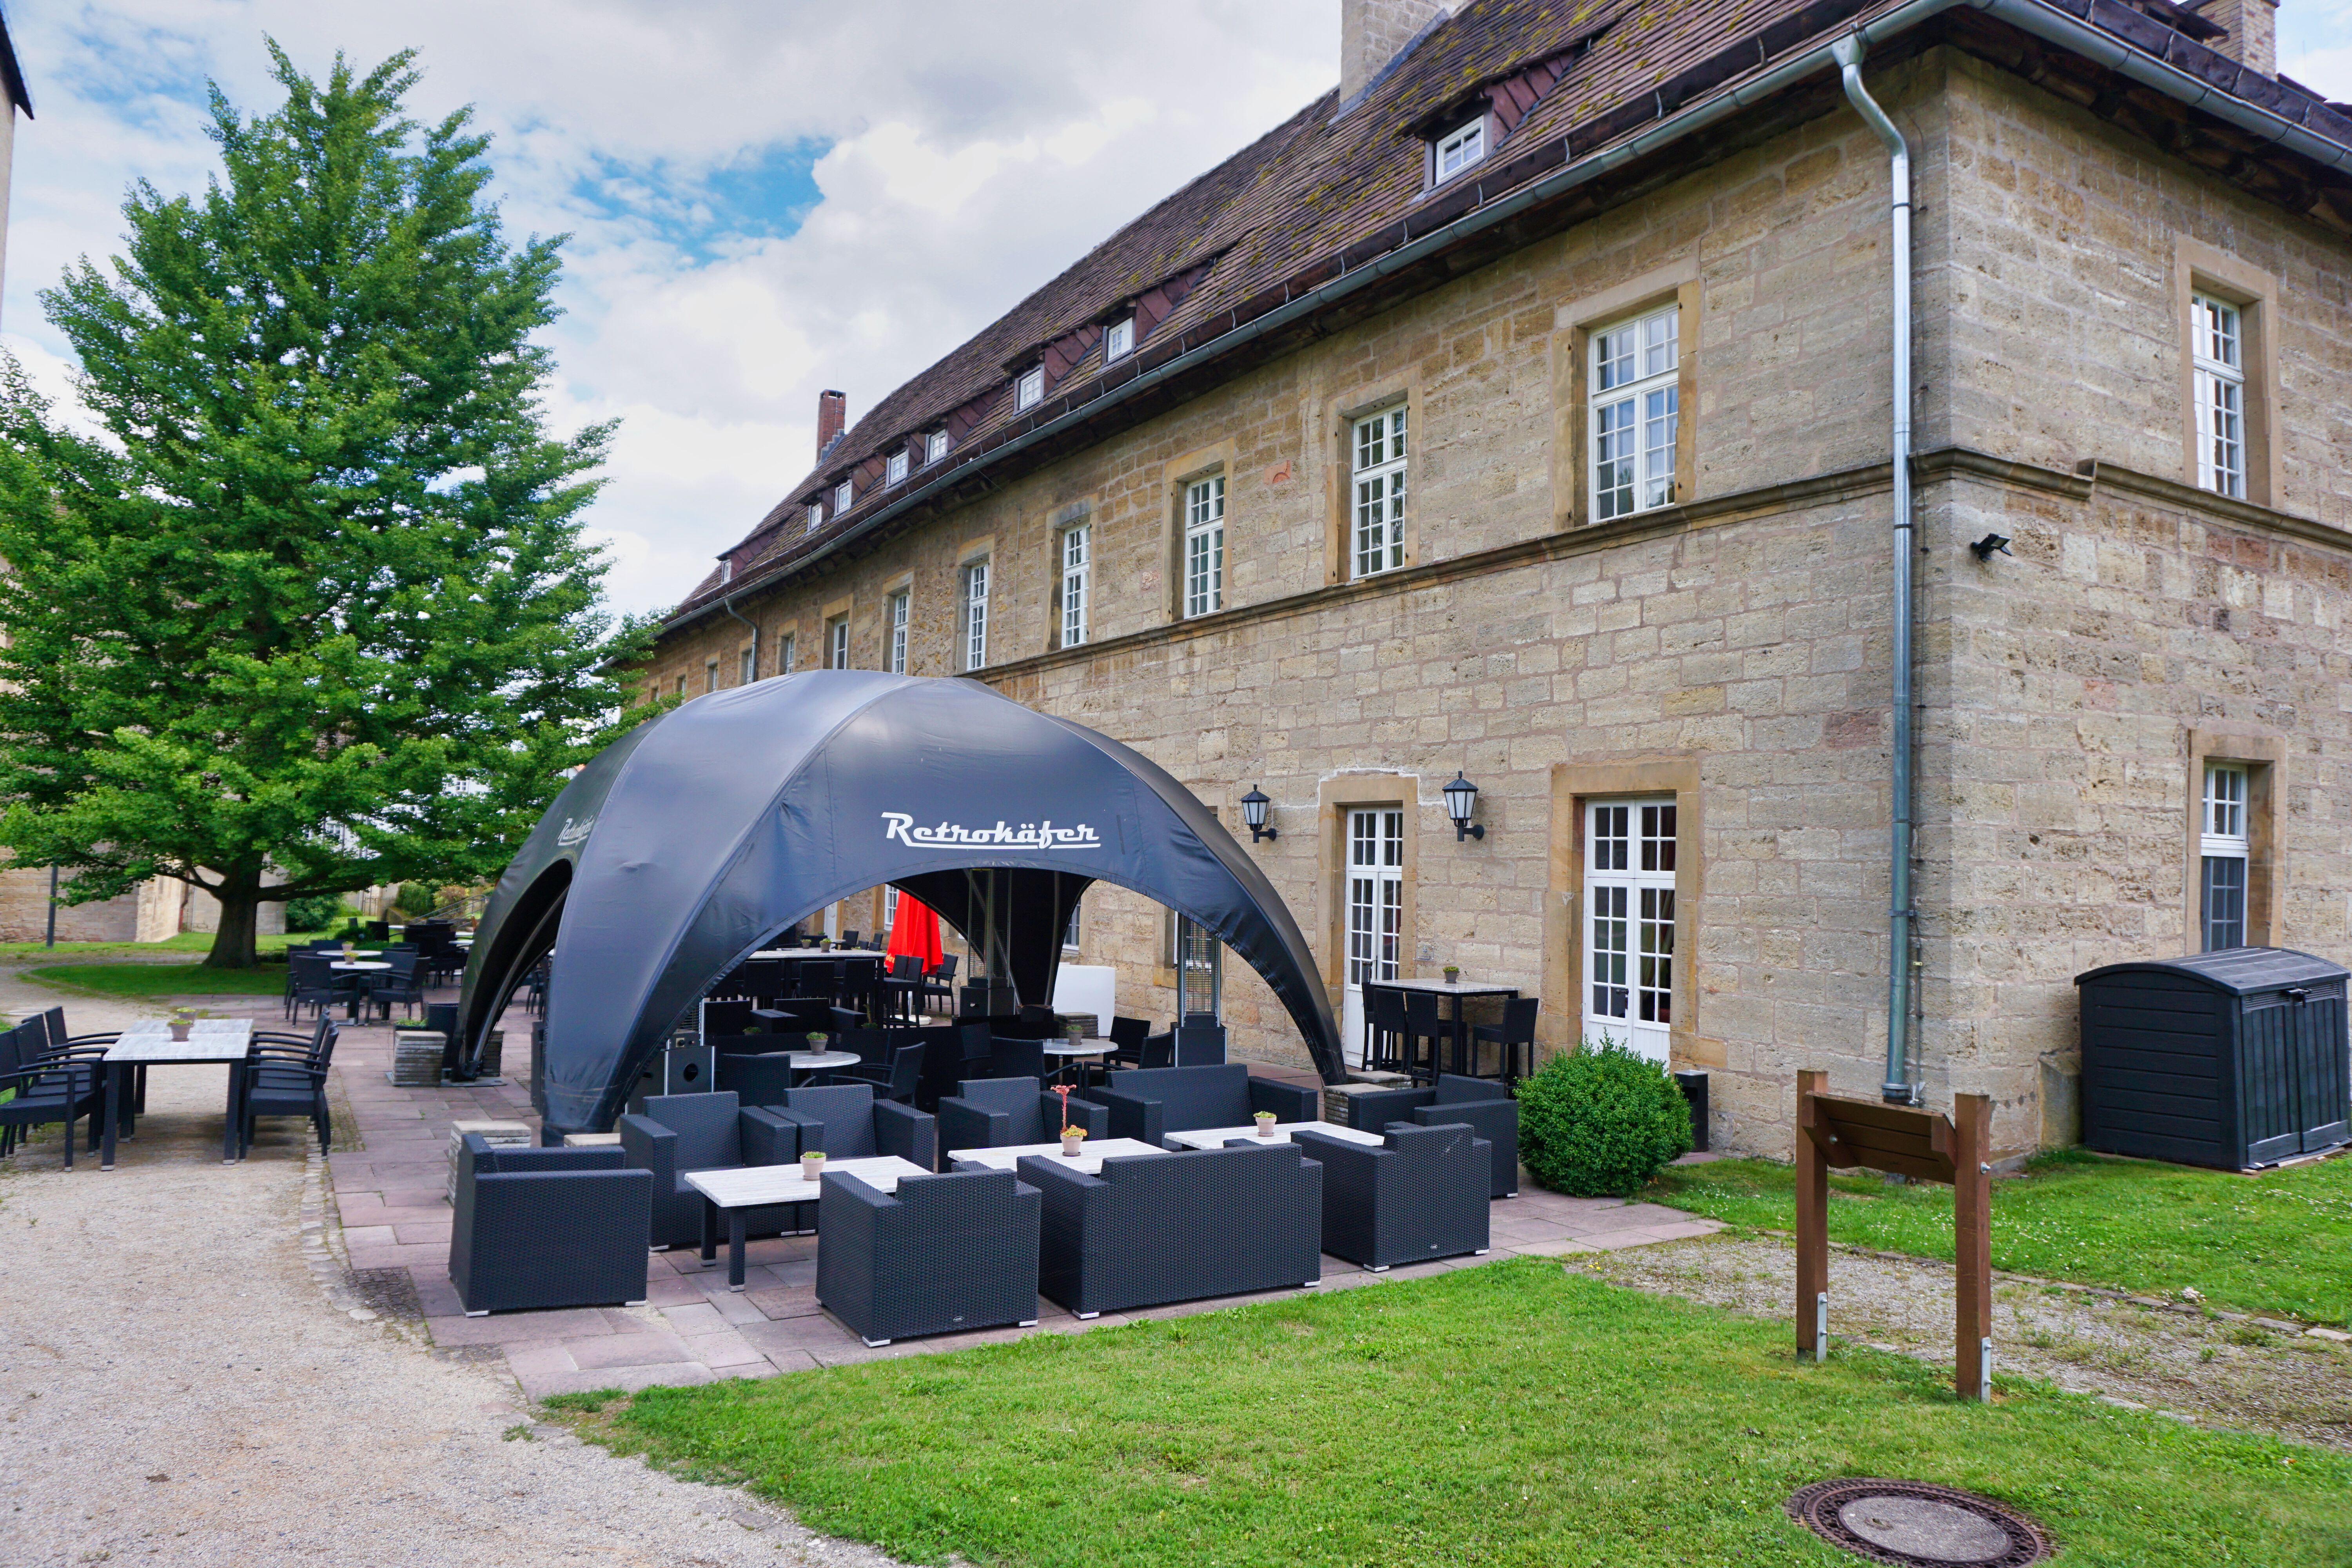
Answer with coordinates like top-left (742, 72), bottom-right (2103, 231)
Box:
top-left (456, 671), bottom-right (1342, 1137)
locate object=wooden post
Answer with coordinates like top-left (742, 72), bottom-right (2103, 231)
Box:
top-left (1953, 1092), bottom-right (1993, 1401)
top-left (1795, 1069), bottom-right (1829, 1363)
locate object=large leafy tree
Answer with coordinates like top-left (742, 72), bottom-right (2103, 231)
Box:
top-left (0, 45), bottom-right (653, 966)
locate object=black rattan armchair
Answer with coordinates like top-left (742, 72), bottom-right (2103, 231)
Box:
top-left (815, 1166), bottom-right (1042, 1345)
top-left (619, 1090), bottom-right (802, 1249)
top-left (1292, 1122), bottom-right (1491, 1269)
top-left (1340, 1073), bottom-right (1520, 1197)
top-left (450, 1134), bottom-right (654, 1314)
top-left (771, 1083), bottom-right (935, 1169)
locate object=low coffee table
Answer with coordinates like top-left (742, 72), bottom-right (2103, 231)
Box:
top-left (947, 1136), bottom-right (1165, 1175)
top-left (685, 1156), bottom-right (931, 1289)
top-left (1162, 1119), bottom-right (1386, 1151)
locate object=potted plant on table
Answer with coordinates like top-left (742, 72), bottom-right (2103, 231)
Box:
top-left (800, 1150), bottom-right (827, 1182)
top-left (168, 1007), bottom-right (195, 1043)
top-left (806, 1032), bottom-right (828, 1052)
top-left (1060, 1125), bottom-right (1087, 1157)
top-left (1442, 964), bottom-right (1461, 984)
top-left (1064, 1021), bottom-right (1085, 1043)
top-left (1254, 1110), bottom-right (1278, 1139)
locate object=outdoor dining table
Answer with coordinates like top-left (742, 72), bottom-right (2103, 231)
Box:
top-left (1039, 1037), bottom-right (1111, 1087)
top-left (98, 1018), bottom-right (256, 1169)
top-left (786, 1049), bottom-right (860, 1084)
top-left (1374, 978), bottom-right (1521, 1076)
top-left (947, 1136), bottom-right (1165, 1175)
top-left (330, 959), bottom-right (393, 1020)
top-left (686, 1156), bottom-right (931, 1289)
top-left (1161, 1119), bottom-right (1386, 1152)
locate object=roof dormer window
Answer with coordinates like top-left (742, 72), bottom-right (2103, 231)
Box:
top-left (807, 501), bottom-right (824, 533)
top-left (720, 556), bottom-right (733, 583)
top-left (1105, 316), bottom-right (1134, 361)
top-left (887, 450), bottom-right (909, 487)
top-left (1016, 365), bottom-right (1044, 410)
top-left (926, 430), bottom-right (950, 464)
top-left (833, 479), bottom-right (853, 514)
top-left (1432, 117), bottom-right (1487, 183)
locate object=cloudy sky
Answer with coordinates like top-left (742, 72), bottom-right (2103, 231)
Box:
top-left (3, 0), bottom-right (2347, 618)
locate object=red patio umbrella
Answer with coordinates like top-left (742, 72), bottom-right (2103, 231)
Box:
top-left (885, 891), bottom-right (944, 971)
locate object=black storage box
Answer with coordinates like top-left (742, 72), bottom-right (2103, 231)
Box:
top-left (2074, 947), bottom-right (2350, 1169)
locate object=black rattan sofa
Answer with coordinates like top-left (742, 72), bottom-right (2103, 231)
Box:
top-left (936, 1076), bottom-right (1108, 1151)
top-left (1292, 1122), bottom-right (1491, 1269)
top-left (1087, 1063), bottom-right (1319, 1147)
top-left (1013, 1140), bottom-right (1321, 1316)
top-left (815, 1166), bottom-right (1042, 1345)
top-left (1341, 1073), bottom-right (1520, 1197)
top-left (451, 1134), bottom-right (654, 1314)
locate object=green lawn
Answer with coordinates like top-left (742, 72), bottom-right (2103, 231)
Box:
top-left (0, 929), bottom-right (322, 962)
top-left (546, 1261), bottom-right (2350, 1568)
top-left (19, 962), bottom-right (289, 998)
top-left (1648, 1149), bottom-right (2351, 1325)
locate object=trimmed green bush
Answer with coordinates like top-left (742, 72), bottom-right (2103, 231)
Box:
top-left (281, 893), bottom-right (344, 933)
top-left (1515, 1040), bottom-right (1694, 1198)
top-left (391, 881), bottom-right (436, 917)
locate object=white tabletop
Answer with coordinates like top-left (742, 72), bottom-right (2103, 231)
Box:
top-left (787, 1050), bottom-right (860, 1070)
top-left (332, 960), bottom-right (392, 971)
top-left (105, 1017), bottom-right (256, 1063)
top-left (1040, 1039), bottom-right (1109, 1057)
top-left (949, 1136), bottom-right (1166, 1175)
top-left (685, 1156), bottom-right (931, 1205)
top-left (1374, 978), bottom-right (1520, 996)
top-left (1163, 1119), bottom-right (1386, 1151)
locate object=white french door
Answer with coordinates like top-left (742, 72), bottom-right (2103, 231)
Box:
top-left (1584, 799), bottom-right (1675, 1063)
top-left (1342, 808), bottom-right (1404, 1066)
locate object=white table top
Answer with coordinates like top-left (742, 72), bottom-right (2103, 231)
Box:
top-left (105, 1018), bottom-right (256, 1063)
top-left (331, 960), bottom-right (392, 971)
top-left (948, 1136), bottom-right (1166, 1174)
top-left (750, 948), bottom-right (887, 960)
top-left (1162, 1119), bottom-right (1387, 1151)
top-left (1373, 978), bottom-right (1521, 996)
top-left (685, 1156), bottom-right (931, 1205)
top-left (787, 1050), bottom-right (860, 1070)
top-left (1040, 1039), bottom-right (1109, 1057)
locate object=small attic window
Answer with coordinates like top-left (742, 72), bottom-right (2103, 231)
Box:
top-left (720, 556), bottom-right (733, 583)
top-left (887, 450), bottom-right (909, 486)
top-left (807, 501), bottom-right (824, 533)
top-left (926, 430), bottom-right (951, 464)
top-left (1433, 118), bottom-right (1487, 183)
top-left (1016, 365), bottom-right (1045, 410)
top-left (834, 479), bottom-right (853, 514)
top-left (1105, 316), bottom-right (1134, 361)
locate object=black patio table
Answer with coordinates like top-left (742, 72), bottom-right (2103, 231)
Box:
top-left (1372, 978), bottom-right (1521, 1076)
top-left (98, 1019), bottom-right (256, 1168)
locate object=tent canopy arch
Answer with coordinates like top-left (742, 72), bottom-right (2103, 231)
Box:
top-left (457, 671), bottom-right (1341, 1137)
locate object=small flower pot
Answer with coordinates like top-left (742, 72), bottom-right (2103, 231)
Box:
top-left (169, 1021), bottom-right (192, 1043)
top-left (1060, 1133), bottom-right (1085, 1156)
top-left (1442, 968), bottom-right (1461, 984)
top-left (800, 1155), bottom-right (826, 1182)
top-left (1254, 1115), bottom-right (1277, 1139)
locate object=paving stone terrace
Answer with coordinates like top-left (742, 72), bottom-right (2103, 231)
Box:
top-left (326, 1007), bottom-right (1720, 1397)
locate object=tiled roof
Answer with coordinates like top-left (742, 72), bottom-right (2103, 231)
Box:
top-left (666, 0), bottom-right (2352, 622)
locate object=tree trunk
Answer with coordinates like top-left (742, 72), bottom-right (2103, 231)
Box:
top-left (203, 880), bottom-right (262, 968)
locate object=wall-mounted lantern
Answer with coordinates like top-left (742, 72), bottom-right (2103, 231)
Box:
top-left (1442, 771), bottom-right (1485, 842)
top-left (1969, 533), bottom-right (2013, 561)
top-left (1240, 785), bottom-right (1277, 844)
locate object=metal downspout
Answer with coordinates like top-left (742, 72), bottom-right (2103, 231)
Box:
top-left (720, 590), bottom-right (759, 684)
top-left (1834, 34), bottom-right (1920, 1105)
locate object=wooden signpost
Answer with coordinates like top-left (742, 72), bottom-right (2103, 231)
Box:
top-left (1795, 1070), bottom-right (1994, 1401)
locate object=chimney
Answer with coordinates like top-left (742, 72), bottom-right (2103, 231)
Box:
top-left (816, 389), bottom-right (847, 464)
top-left (1341, 0), bottom-right (1460, 106)
top-left (2200, 0), bottom-right (2277, 75)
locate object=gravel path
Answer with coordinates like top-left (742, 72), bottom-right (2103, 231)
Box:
top-left (0, 965), bottom-right (907, 1568)
top-left (1573, 1230), bottom-right (2352, 1450)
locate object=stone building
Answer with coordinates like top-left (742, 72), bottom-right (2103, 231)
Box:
top-left (638, 0), bottom-right (2352, 1160)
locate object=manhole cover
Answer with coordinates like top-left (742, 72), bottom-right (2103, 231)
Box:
top-left (1786, 1479), bottom-right (2053, 1566)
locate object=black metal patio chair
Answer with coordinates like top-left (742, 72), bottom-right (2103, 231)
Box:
top-left (239, 1022), bottom-right (339, 1157)
top-left (0, 1020), bottom-right (104, 1165)
top-left (819, 1041), bottom-right (926, 1105)
top-left (361, 951), bottom-right (430, 1024)
top-left (1468, 996), bottom-right (1539, 1083)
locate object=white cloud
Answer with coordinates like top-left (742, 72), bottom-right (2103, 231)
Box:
top-left (1, 0), bottom-right (1337, 613)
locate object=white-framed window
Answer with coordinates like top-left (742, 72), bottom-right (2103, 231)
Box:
top-left (1584, 798), bottom-right (1676, 1064)
top-left (738, 646), bottom-right (755, 685)
top-left (1591, 306), bottom-right (1680, 521)
top-left (1344, 807), bottom-right (1404, 1066)
top-left (806, 502), bottom-right (824, 533)
top-left (827, 615), bottom-right (848, 669)
top-left (963, 560), bottom-right (989, 671)
top-left (884, 884), bottom-right (900, 937)
top-left (926, 430), bottom-right (950, 465)
top-left (2191, 293), bottom-right (2245, 499)
top-left (1105, 316), bottom-right (1134, 361)
top-left (777, 632), bottom-right (796, 675)
top-left (675, 675), bottom-right (687, 697)
top-left (1060, 525), bottom-right (1091, 648)
top-left (1016, 366), bottom-right (1044, 410)
top-left (1063, 896), bottom-right (1083, 952)
top-left (1351, 405), bottom-right (1408, 579)
top-left (833, 479), bottom-right (853, 515)
top-left (887, 590), bottom-right (909, 674)
top-left (2201, 762), bottom-right (2249, 952)
top-left (1433, 118), bottom-right (1486, 183)
top-left (1183, 475), bottom-right (1225, 619)
top-left (703, 658), bottom-right (719, 694)
top-left (887, 450), bottom-right (909, 487)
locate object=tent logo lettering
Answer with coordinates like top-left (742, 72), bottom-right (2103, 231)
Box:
top-left (556, 815), bottom-right (597, 846)
top-left (881, 811), bottom-right (1102, 853)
